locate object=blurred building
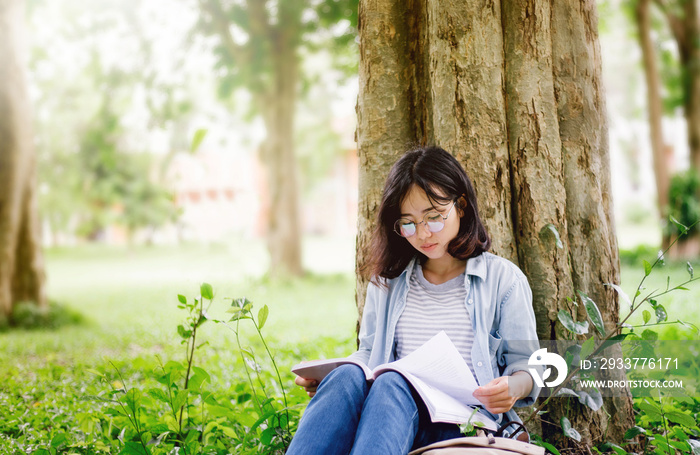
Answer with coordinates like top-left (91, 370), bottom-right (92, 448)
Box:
top-left (160, 148), bottom-right (358, 243)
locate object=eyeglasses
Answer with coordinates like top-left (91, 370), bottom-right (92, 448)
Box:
top-left (393, 201), bottom-right (457, 238)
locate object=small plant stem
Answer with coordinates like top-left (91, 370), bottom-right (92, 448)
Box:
top-left (110, 363), bottom-right (150, 455)
top-left (625, 319), bottom-right (699, 330)
top-left (178, 298), bottom-right (204, 443)
top-left (659, 400), bottom-right (672, 455)
top-left (233, 318), bottom-right (264, 414)
top-left (252, 317), bottom-right (291, 435)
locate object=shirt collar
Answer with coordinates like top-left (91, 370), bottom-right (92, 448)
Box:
top-left (465, 253), bottom-right (487, 280)
top-left (401, 253), bottom-right (487, 285)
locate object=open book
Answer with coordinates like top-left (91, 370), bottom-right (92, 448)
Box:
top-left (292, 331), bottom-right (497, 429)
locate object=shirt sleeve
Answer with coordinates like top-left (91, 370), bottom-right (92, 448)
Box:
top-left (498, 276), bottom-right (542, 407)
top-left (346, 280), bottom-right (382, 365)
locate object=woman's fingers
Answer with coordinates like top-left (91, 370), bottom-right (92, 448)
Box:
top-left (294, 376), bottom-right (319, 397)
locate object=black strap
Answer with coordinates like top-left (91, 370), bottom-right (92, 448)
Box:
top-left (495, 420), bottom-right (527, 439)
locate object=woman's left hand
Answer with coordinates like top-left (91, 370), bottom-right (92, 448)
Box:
top-left (473, 371), bottom-right (533, 414)
top-left (472, 376), bottom-right (517, 414)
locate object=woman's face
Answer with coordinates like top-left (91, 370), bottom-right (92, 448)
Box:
top-left (398, 185), bottom-right (462, 261)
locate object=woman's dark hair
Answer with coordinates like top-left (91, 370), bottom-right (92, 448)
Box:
top-left (363, 145), bottom-right (491, 282)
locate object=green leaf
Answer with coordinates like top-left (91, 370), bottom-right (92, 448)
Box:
top-left (51, 433), bottom-right (68, 448)
top-left (654, 304), bottom-right (667, 323)
top-left (177, 325), bottom-right (192, 339)
top-left (555, 388), bottom-right (580, 398)
top-left (258, 305), bottom-right (269, 330)
top-left (643, 260), bottom-right (652, 277)
top-left (147, 388), bottom-right (169, 403)
top-left (200, 283), bottom-right (214, 300)
top-left (643, 310), bottom-right (651, 324)
top-left (665, 410), bottom-right (696, 428)
top-left (580, 337), bottom-right (595, 361)
top-left (605, 283), bottom-right (632, 310)
top-left (560, 416), bottom-right (581, 441)
top-left (120, 441), bottom-right (149, 455)
top-left (260, 427), bottom-right (276, 446)
top-left (542, 223), bottom-right (564, 249)
top-left (177, 294), bottom-right (187, 304)
top-left (599, 442), bottom-right (627, 455)
top-left (190, 128), bottom-right (208, 154)
top-left (624, 425), bottom-right (646, 439)
top-left (173, 389), bottom-right (188, 411)
top-left (532, 439), bottom-right (561, 455)
top-left (687, 262), bottom-right (694, 279)
top-left (641, 329), bottom-right (658, 341)
top-left (669, 440), bottom-right (691, 452)
top-left (576, 389), bottom-right (603, 411)
top-left (558, 310), bottom-right (589, 335)
top-left (670, 215), bottom-right (689, 234)
top-left (85, 368), bottom-right (105, 378)
top-left (578, 291), bottom-right (606, 336)
top-left (187, 366), bottom-right (211, 391)
top-left (638, 400), bottom-right (662, 420)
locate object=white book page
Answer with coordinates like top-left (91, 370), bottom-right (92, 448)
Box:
top-left (374, 331), bottom-right (480, 405)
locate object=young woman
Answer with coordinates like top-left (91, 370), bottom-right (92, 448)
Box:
top-left (287, 146), bottom-right (540, 455)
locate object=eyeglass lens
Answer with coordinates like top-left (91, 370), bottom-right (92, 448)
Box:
top-left (395, 213), bottom-right (445, 238)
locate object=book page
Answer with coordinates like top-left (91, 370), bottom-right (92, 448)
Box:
top-left (373, 331), bottom-right (480, 405)
top-left (291, 358), bottom-right (373, 382)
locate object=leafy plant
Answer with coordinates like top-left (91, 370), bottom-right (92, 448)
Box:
top-left (665, 170), bottom-right (700, 238)
top-left (525, 219), bottom-right (699, 450)
top-left (211, 296), bottom-right (296, 453)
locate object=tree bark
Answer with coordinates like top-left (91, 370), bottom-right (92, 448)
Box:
top-left (356, 0), bottom-right (634, 447)
top-left (550, 0), bottom-right (634, 444)
top-left (0, 0), bottom-right (47, 317)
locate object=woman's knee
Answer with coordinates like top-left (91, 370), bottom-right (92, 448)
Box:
top-left (371, 371), bottom-right (411, 394)
top-left (319, 364), bottom-right (368, 397)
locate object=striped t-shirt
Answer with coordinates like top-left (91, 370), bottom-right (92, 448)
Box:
top-left (394, 264), bottom-right (475, 375)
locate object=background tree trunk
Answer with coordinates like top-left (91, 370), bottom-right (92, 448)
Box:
top-left (356, 0), bottom-right (634, 447)
top-left (198, 0), bottom-right (304, 278)
top-left (260, 39), bottom-right (303, 278)
top-left (0, 0), bottom-right (47, 317)
top-left (637, 0), bottom-right (672, 245)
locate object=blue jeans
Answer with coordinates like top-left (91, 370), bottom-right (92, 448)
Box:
top-left (286, 364), bottom-right (463, 455)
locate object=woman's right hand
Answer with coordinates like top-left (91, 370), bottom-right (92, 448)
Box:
top-left (294, 376), bottom-right (319, 398)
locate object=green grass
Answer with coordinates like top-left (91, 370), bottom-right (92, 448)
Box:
top-left (0, 237), bottom-right (358, 453)
top-left (3, 237), bottom-right (358, 360)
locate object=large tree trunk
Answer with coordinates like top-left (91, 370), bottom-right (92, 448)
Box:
top-left (637, 0), bottom-right (672, 241)
top-left (356, 0), bottom-right (634, 448)
top-left (0, 0), bottom-right (47, 317)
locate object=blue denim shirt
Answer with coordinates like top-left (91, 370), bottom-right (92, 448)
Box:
top-left (348, 252), bottom-right (541, 429)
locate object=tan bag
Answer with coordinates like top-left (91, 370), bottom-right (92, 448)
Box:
top-left (408, 435), bottom-right (545, 455)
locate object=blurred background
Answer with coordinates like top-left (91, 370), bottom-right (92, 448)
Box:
top-left (1, 0), bottom-right (697, 351)
top-left (1, 0), bottom-right (699, 450)
top-left (6, 0), bottom-right (699, 346)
